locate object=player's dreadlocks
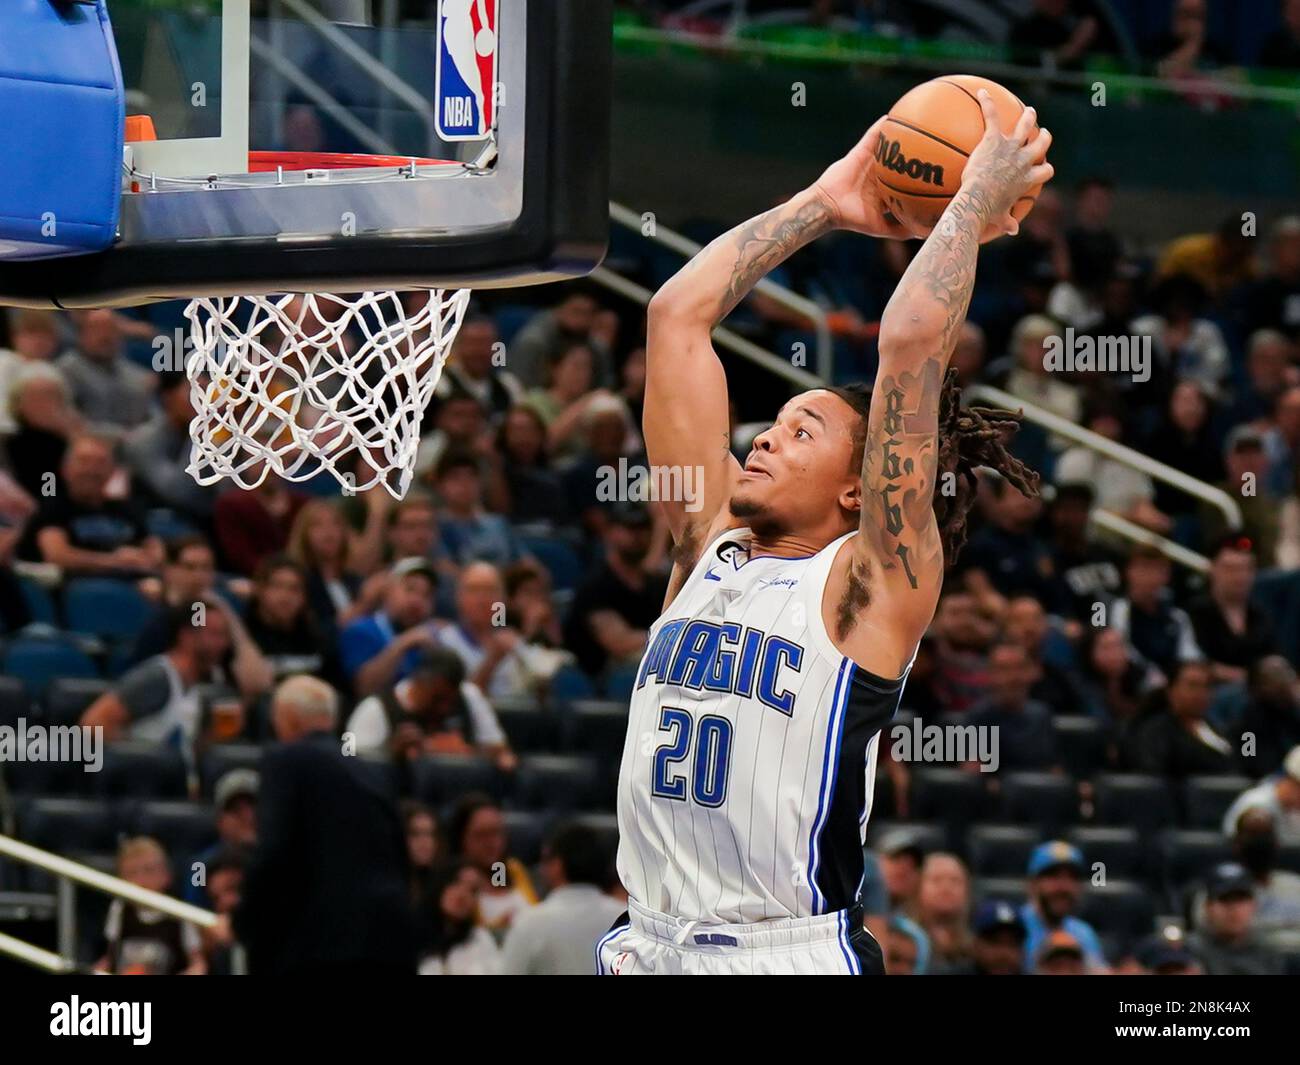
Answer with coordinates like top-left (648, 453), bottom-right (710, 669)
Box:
top-left (829, 367), bottom-right (1040, 566)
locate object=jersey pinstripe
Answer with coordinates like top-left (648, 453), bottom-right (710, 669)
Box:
top-left (616, 526), bottom-right (908, 924)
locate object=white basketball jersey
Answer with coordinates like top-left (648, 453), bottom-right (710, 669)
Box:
top-left (616, 526), bottom-right (910, 924)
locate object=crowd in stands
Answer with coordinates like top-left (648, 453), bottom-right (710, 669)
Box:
top-left (2, 101), bottom-right (1300, 974)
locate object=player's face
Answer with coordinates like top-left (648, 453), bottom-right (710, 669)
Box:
top-left (729, 390), bottom-right (860, 537)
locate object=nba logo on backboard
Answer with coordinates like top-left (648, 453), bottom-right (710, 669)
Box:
top-left (436, 0), bottom-right (499, 141)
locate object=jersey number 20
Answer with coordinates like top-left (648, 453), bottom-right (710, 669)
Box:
top-left (651, 707), bottom-right (732, 807)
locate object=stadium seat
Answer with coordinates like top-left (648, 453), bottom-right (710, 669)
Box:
top-left (566, 700), bottom-right (628, 759)
top-left (44, 677), bottom-right (110, 728)
top-left (2, 633), bottom-right (99, 697)
top-left (1077, 879), bottom-right (1156, 949)
top-left (63, 578), bottom-right (154, 641)
top-left (971, 876), bottom-right (1029, 909)
top-left (18, 797), bottom-right (118, 854)
top-left (517, 535), bottom-right (584, 591)
top-left (998, 772), bottom-right (1079, 831)
top-left (1183, 775), bottom-right (1252, 830)
top-left (17, 577), bottom-right (58, 627)
top-left (197, 744), bottom-right (263, 799)
top-left (1091, 774), bottom-right (1178, 837)
top-left (1066, 826), bottom-right (1145, 882)
top-left (129, 801), bottom-right (218, 861)
top-left (490, 697), bottom-right (558, 753)
top-left (502, 810), bottom-right (547, 865)
top-left (411, 753), bottom-right (503, 805)
top-left (965, 824), bottom-right (1041, 877)
top-left (551, 666), bottom-right (595, 700)
top-left (1157, 829), bottom-right (1233, 896)
top-left (603, 665), bottom-right (639, 702)
top-left (1051, 716), bottom-right (1108, 778)
top-left (0, 675), bottom-right (31, 729)
top-left (513, 754), bottom-right (602, 811)
top-left (571, 811), bottom-right (620, 856)
top-left (95, 742), bottom-right (188, 799)
top-left (909, 768), bottom-right (990, 840)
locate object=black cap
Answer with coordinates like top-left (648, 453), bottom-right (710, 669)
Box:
top-left (1205, 862), bottom-right (1254, 901)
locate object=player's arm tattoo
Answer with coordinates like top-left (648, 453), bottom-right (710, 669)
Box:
top-left (702, 196), bottom-right (835, 322)
top-left (839, 185), bottom-right (989, 634)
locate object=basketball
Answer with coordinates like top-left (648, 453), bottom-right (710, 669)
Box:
top-left (874, 74), bottom-right (1043, 236)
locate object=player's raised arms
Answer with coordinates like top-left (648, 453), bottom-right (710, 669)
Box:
top-left (828, 92), bottom-right (1054, 676)
top-left (643, 120), bottom-right (910, 588)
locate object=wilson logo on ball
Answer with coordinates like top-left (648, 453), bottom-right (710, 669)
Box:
top-left (875, 135), bottom-right (945, 186)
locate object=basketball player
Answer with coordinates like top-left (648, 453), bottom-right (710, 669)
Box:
top-left (597, 93), bottom-right (1052, 975)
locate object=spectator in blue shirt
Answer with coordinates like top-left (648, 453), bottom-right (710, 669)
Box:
top-left (338, 557), bottom-right (444, 697)
top-left (434, 450), bottom-right (523, 568)
top-left (1019, 841), bottom-right (1107, 972)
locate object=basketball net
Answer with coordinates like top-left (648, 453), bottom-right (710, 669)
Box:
top-left (185, 289), bottom-right (471, 500)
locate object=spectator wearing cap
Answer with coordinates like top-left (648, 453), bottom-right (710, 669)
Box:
top-left (1187, 537), bottom-right (1278, 686)
top-left (1199, 424), bottom-right (1282, 566)
top-left (968, 643), bottom-right (1063, 770)
top-left (183, 769), bottom-right (259, 905)
top-left (501, 821), bottom-right (624, 975)
top-left (434, 450), bottom-right (524, 568)
top-left (914, 852), bottom-right (973, 973)
top-left (1186, 862), bottom-right (1283, 975)
top-left (1126, 927), bottom-right (1200, 975)
top-left (1223, 745), bottom-right (1300, 846)
top-left (1212, 808), bottom-right (1300, 954)
top-left (232, 676), bottom-right (418, 976)
top-left (1109, 546), bottom-right (1202, 681)
top-left (1236, 657), bottom-right (1300, 777)
top-left (1020, 841), bottom-right (1106, 973)
top-left (344, 646), bottom-right (514, 772)
top-left (563, 501), bottom-right (667, 678)
top-left (876, 829), bottom-right (926, 916)
top-left (122, 370), bottom-right (217, 524)
top-left (883, 914), bottom-right (930, 975)
top-left (1123, 660), bottom-right (1233, 779)
top-left (950, 900), bottom-right (1027, 975)
top-left (1035, 929), bottom-right (1088, 975)
top-left (338, 557), bottom-right (445, 697)
top-left (18, 433), bottom-right (163, 574)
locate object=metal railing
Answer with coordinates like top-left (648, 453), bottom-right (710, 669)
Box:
top-left (608, 202), bottom-right (835, 381)
top-left (0, 835), bottom-right (240, 974)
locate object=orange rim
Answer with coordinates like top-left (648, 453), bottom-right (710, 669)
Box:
top-left (247, 151), bottom-right (456, 173)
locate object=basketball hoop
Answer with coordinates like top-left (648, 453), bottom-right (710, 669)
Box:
top-left (182, 152), bottom-right (472, 501)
